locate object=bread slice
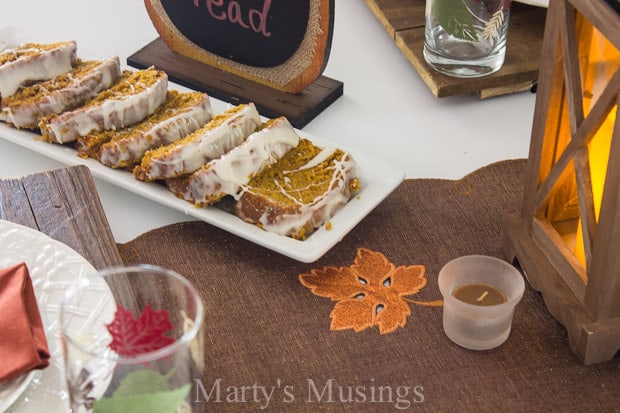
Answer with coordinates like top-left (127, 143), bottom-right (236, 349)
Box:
top-left (133, 102), bottom-right (260, 181)
top-left (0, 57), bottom-right (121, 129)
top-left (166, 116), bottom-right (299, 206)
top-left (0, 41), bottom-right (77, 98)
top-left (233, 138), bottom-right (360, 240)
top-left (76, 90), bottom-right (212, 169)
top-left (39, 67), bottom-right (168, 143)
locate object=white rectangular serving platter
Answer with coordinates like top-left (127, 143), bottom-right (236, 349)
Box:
top-left (0, 26), bottom-right (405, 263)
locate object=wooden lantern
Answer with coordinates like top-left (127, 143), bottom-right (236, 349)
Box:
top-left (503, 0), bottom-right (620, 364)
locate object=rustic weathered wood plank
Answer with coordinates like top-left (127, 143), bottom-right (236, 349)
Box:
top-left (0, 179), bottom-right (38, 228)
top-left (364, 0), bottom-right (425, 38)
top-left (0, 165), bottom-right (122, 270)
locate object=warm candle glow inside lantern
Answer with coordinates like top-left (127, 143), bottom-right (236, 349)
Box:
top-left (552, 25), bottom-right (619, 270)
top-left (503, 0), bottom-right (620, 365)
top-left (574, 107), bottom-right (614, 267)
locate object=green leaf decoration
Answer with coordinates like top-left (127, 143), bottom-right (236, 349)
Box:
top-left (93, 369), bottom-right (190, 413)
top-left (433, 0), bottom-right (478, 41)
top-left (111, 369), bottom-right (172, 396)
top-left (92, 384), bottom-right (190, 413)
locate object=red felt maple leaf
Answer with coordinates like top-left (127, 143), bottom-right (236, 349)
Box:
top-left (106, 304), bottom-right (175, 356)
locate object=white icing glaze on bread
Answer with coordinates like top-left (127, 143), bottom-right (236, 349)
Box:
top-left (95, 91), bottom-right (212, 169)
top-left (134, 102), bottom-right (260, 181)
top-left (0, 41), bottom-right (77, 98)
top-left (167, 116), bottom-right (299, 206)
top-left (0, 56), bottom-right (121, 129)
top-left (233, 139), bottom-right (359, 239)
top-left (39, 67), bottom-right (168, 143)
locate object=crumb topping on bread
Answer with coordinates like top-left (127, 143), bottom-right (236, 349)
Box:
top-left (76, 90), bottom-right (211, 165)
top-left (166, 116), bottom-right (299, 206)
top-left (0, 42), bottom-right (71, 65)
top-left (0, 57), bottom-right (120, 129)
top-left (234, 138), bottom-right (360, 239)
top-left (39, 67), bottom-right (168, 143)
top-left (0, 41), bottom-right (77, 98)
top-left (92, 90), bottom-right (211, 168)
top-left (134, 102), bottom-right (260, 181)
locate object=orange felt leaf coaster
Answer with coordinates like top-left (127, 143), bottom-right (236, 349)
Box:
top-left (299, 248), bottom-right (442, 334)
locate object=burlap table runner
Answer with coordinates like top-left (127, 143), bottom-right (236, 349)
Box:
top-left (118, 159), bottom-right (619, 412)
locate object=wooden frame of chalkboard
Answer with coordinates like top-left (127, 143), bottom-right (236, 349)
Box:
top-left (131, 0), bottom-right (342, 128)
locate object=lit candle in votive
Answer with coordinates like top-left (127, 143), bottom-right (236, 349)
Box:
top-left (453, 283), bottom-right (507, 306)
top-left (438, 255), bottom-right (525, 350)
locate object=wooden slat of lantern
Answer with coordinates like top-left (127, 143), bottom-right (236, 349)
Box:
top-left (502, 0), bottom-right (620, 364)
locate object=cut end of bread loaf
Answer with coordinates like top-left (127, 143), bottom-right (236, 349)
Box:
top-left (233, 138), bottom-right (360, 240)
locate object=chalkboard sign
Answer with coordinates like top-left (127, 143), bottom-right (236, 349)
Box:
top-left (144, 0), bottom-right (335, 93)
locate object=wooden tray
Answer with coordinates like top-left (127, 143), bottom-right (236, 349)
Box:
top-left (365, 0), bottom-right (547, 98)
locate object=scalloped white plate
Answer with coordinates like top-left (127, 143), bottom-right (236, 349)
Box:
top-left (0, 373), bottom-right (35, 413)
top-left (0, 26), bottom-right (405, 263)
top-left (0, 220), bottom-right (102, 412)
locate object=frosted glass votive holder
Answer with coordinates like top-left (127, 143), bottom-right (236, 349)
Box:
top-left (438, 255), bottom-right (525, 350)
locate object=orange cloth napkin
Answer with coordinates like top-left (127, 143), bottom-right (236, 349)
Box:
top-left (0, 262), bottom-right (50, 382)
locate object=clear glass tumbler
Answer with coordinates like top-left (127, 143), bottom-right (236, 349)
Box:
top-left (60, 264), bottom-right (204, 413)
top-left (423, 0), bottom-right (512, 78)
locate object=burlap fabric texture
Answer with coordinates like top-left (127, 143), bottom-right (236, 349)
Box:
top-left (118, 159), bottom-right (620, 412)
